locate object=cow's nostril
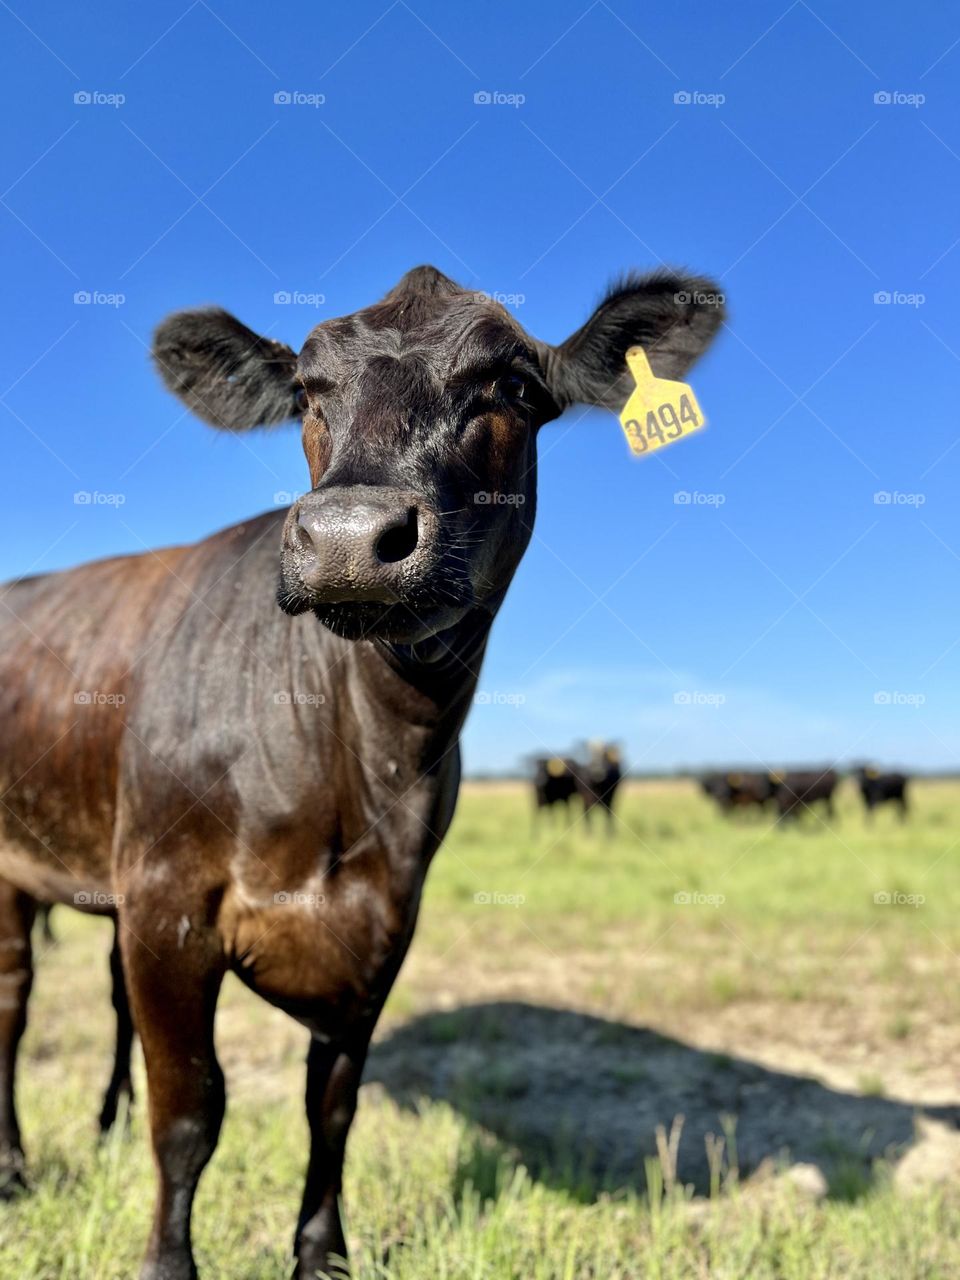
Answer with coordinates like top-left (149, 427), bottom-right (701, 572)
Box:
top-left (293, 519), bottom-right (316, 555)
top-left (376, 508), bottom-right (419, 565)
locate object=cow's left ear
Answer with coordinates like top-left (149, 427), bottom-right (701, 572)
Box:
top-left (152, 307), bottom-right (301, 430)
top-left (537, 271), bottom-right (725, 412)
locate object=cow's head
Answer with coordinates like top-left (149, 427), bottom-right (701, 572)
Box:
top-left (153, 266), bottom-right (724, 643)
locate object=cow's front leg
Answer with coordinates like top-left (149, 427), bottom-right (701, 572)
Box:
top-left (294, 1036), bottom-right (369, 1279)
top-left (121, 916), bottom-right (225, 1280)
top-left (0, 880), bottom-right (34, 1196)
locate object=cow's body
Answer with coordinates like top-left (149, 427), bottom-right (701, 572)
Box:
top-left (0, 510), bottom-right (472, 1027)
top-left (0, 264), bottom-right (724, 1278)
top-left (700, 770), bottom-right (774, 813)
top-left (770, 768), bottom-right (839, 821)
top-left (532, 757), bottom-right (579, 820)
top-left (854, 767), bottom-right (908, 820)
top-left (574, 744), bottom-right (623, 834)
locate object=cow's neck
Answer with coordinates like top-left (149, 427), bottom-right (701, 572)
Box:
top-left (300, 606), bottom-right (495, 875)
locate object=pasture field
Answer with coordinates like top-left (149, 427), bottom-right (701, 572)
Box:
top-left (2, 778), bottom-right (959, 1278)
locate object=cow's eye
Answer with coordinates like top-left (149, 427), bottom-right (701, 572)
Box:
top-left (500, 374), bottom-right (526, 401)
top-left (295, 387), bottom-right (308, 414)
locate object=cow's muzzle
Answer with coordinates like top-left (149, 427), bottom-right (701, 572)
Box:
top-left (285, 485), bottom-right (438, 605)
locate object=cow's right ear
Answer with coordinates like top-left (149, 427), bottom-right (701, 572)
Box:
top-left (152, 308), bottom-right (301, 430)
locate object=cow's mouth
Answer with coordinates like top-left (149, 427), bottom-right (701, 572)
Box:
top-left (277, 562), bottom-right (474, 643)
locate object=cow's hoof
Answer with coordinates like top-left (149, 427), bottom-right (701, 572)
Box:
top-left (0, 1154), bottom-right (27, 1201)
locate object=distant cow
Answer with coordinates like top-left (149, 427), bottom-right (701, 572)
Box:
top-left (854, 766), bottom-right (909, 820)
top-left (575, 743), bottom-right (623, 834)
top-left (770, 769), bottom-right (839, 821)
top-left (701, 770), bottom-right (775, 814)
top-left (532, 757), bottom-right (579, 822)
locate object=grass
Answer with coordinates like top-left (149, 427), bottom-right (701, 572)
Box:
top-left (2, 779), bottom-right (958, 1278)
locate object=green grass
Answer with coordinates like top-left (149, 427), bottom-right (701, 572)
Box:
top-left (2, 779), bottom-right (958, 1278)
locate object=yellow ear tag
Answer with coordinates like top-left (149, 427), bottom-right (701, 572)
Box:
top-left (546, 757), bottom-right (566, 777)
top-left (619, 346), bottom-right (706, 456)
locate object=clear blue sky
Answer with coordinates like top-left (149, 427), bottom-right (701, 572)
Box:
top-left (2, 1), bottom-right (957, 774)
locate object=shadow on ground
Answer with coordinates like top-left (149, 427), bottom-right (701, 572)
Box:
top-left (366, 1002), bottom-right (959, 1201)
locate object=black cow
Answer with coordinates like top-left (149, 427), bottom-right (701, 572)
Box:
top-left (0, 262), bottom-right (725, 1278)
top-left (575, 743), bottom-right (623, 834)
top-left (701, 770), bottom-right (775, 814)
top-left (532, 756), bottom-right (579, 822)
top-left (854, 766), bottom-right (909, 821)
top-left (770, 769), bottom-right (839, 822)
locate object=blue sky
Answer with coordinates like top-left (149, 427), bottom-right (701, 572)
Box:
top-left (1, 1), bottom-right (957, 774)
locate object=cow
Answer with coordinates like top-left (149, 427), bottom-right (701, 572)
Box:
top-left (700, 770), bottom-right (775, 814)
top-left (853, 766), bottom-right (909, 821)
top-left (574, 742), bottom-right (623, 834)
top-left (769, 768), bottom-right (839, 822)
top-left (0, 263), bottom-right (724, 1279)
top-left (532, 756), bottom-right (579, 824)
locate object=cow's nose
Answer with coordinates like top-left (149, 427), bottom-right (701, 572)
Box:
top-left (292, 485), bottom-right (432, 602)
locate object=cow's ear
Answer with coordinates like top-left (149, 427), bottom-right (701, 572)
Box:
top-left (152, 308), bottom-right (301, 430)
top-left (537, 271), bottom-right (725, 412)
